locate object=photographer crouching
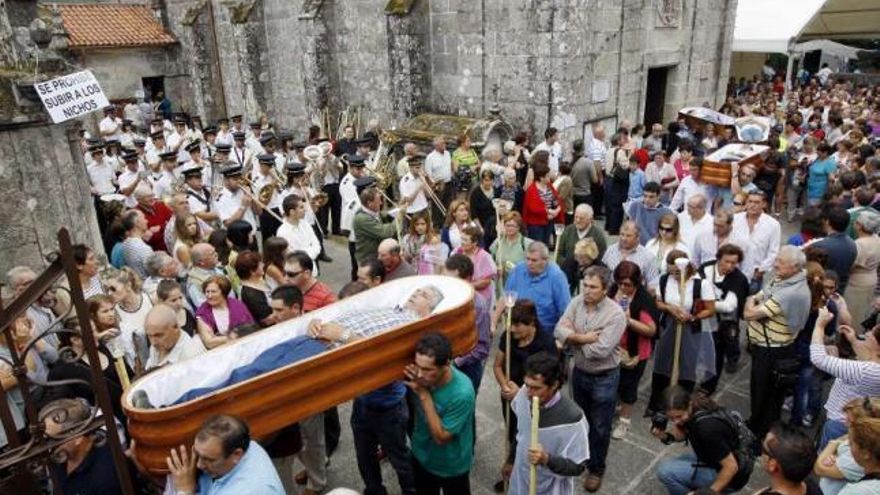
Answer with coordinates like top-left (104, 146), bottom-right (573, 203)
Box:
top-left (652, 386), bottom-right (756, 495)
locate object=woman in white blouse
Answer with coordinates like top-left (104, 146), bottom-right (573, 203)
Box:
top-left (645, 213), bottom-right (690, 275)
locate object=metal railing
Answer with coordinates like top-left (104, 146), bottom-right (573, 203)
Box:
top-left (0, 228), bottom-right (134, 494)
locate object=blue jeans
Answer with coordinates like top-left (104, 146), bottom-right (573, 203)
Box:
top-left (657, 453), bottom-right (719, 495)
top-left (571, 367), bottom-right (619, 474)
top-left (791, 365), bottom-right (822, 425)
top-left (819, 419), bottom-right (848, 450)
top-left (350, 398), bottom-right (416, 495)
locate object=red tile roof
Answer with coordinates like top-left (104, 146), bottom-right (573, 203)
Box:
top-left (59, 3), bottom-right (177, 49)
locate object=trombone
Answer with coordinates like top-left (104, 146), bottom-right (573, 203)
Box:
top-left (241, 177), bottom-right (284, 223)
top-left (419, 174), bottom-right (447, 216)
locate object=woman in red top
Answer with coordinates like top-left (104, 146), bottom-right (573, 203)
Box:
top-left (522, 156), bottom-right (564, 246)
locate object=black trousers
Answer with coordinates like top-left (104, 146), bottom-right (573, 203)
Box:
top-left (590, 183), bottom-right (605, 217)
top-left (349, 241), bottom-right (358, 281)
top-left (260, 207), bottom-right (282, 242)
top-left (311, 222), bottom-right (326, 267)
top-left (351, 399), bottom-right (416, 495)
top-left (749, 344), bottom-right (796, 441)
top-left (412, 458), bottom-right (470, 495)
top-left (649, 373), bottom-right (695, 414)
top-left (324, 406), bottom-right (340, 457)
top-left (318, 183), bottom-right (342, 235)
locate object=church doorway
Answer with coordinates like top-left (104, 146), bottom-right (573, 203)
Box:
top-left (644, 66), bottom-right (671, 126)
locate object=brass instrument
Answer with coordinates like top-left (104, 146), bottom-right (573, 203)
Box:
top-left (419, 174), bottom-right (447, 216)
top-left (367, 140), bottom-right (396, 190)
top-left (241, 177), bottom-right (284, 223)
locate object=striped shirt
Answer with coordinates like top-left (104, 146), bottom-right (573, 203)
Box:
top-left (602, 243), bottom-right (660, 289)
top-left (747, 296), bottom-right (796, 347)
top-left (333, 307), bottom-right (416, 339)
top-left (810, 343), bottom-right (880, 422)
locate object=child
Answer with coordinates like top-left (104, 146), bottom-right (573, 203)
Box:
top-left (418, 228), bottom-right (450, 275)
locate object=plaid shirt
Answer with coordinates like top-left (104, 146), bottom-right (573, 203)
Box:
top-left (334, 307), bottom-right (416, 339)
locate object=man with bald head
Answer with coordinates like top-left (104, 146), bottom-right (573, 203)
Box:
top-left (378, 238), bottom-right (416, 281)
top-left (186, 243), bottom-right (223, 306)
top-left (144, 304), bottom-right (205, 370)
top-left (602, 221), bottom-right (660, 289)
top-left (677, 192), bottom-right (713, 255)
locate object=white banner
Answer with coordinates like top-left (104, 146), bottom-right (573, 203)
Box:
top-left (33, 70), bottom-right (110, 124)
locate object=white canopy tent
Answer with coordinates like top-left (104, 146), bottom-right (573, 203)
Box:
top-left (733, 0), bottom-right (880, 88)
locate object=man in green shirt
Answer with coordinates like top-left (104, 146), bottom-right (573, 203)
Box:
top-left (404, 333), bottom-right (476, 494)
top-left (352, 184), bottom-right (398, 265)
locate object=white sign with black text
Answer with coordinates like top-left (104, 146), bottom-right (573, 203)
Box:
top-left (33, 70), bottom-right (110, 124)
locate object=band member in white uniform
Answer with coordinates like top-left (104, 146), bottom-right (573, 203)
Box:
top-left (253, 154), bottom-right (283, 240)
top-left (99, 105), bottom-right (123, 141)
top-left (246, 122), bottom-right (266, 155)
top-left (148, 151), bottom-right (177, 201)
top-left (215, 117), bottom-right (233, 147)
top-left (341, 174), bottom-right (376, 281)
top-left (146, 130), bottom-right (168, 167)
top-left (117, 150), bottom-right (146, 208)
top-left (398, 154), bottom-right (430, 219)
top-left (286, 162), bottom-right (330, 264)
top-left (214, 164), bottom-right (259, 233)
top-left (181, 164), bottom-right (219, 226)
top-left (231, 131), bottom-right (254, 172)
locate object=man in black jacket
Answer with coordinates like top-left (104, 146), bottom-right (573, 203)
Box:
top-left (699, 244), bottom-right (750, 394)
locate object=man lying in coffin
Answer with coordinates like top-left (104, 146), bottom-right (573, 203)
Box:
top-left (132, 285), bottom-right (444, 408)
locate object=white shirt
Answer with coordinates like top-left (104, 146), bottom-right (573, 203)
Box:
top-left (145, 331), bottom-right (205, 370)
top-left (669, 176), bottom-right (709, 212)
top-left (645, 239), bottom-right (691, 275)
top-left (231, 146), bottom-right (253, 169)
top-left (215, 187), bottom-right (258, 231)
top-left (87, 161), bottom-right (116, 195)
top-left (399, 172), bottom-right (428, 213)
top-left (99, 116), bottom-right (122, 141)
top-left (693, 229), bottom-right (751, 267)
top-left (277, 220), bottom-right (321, 260)
top-left (215, 130), bottom-right (233, 147)
top-left (148, 170), bottom-right (174, 200)
top-left (425, 150), bottom-right (452, 183)
top-left (117, 169), bottom-right (141, 207)
top-left (677, 212), bottom-right (713, 256)
top-left (732, 212), bottom-right (781, 280)
top-left (185, 185), bottom-right (212, 216)
top-left (339, 173), bottom-right (358, 207)
top-left (588, 137), bottom-right (607, 163)
top-left (341, 197), bottom-right (361, 241)
top-left (534, 140), bottom-right (563, 176)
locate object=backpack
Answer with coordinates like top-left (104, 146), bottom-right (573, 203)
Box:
top-left (692, 407), bottom-right (757, 490)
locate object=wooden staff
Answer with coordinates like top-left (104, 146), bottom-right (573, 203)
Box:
top-left (529, 395), bottom-right (540, 495)
top-left (503, 290), bottom-right (517, 493)
top-left (670, 258), bottom-right (690, 386)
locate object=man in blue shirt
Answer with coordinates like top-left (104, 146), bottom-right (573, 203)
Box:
top-left (167, 414), bottom-right (284, 494)
top-left (812, 207), bottom-right (858, 291)
top-left (493, 241), bottom-right (571, 335)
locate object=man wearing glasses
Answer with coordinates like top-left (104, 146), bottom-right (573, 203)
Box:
top-left (753, 423), bottom-right (820, 495)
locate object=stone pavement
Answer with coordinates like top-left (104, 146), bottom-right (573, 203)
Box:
top-left (297, 218), bottom-right (804, 494)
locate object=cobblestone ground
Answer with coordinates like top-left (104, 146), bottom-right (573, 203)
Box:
top-left (304, 218), bottom-right (807, 495)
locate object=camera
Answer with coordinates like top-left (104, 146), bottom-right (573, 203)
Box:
top-left (651, 411), bottom-right (668, 432)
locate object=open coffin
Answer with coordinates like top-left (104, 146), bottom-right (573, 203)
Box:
top-left (702, 143), bottom-right (771, 187)
top-left (123, 275), bottom-right (477, 474)
top-left (677, 106), bottom-right (736, 134)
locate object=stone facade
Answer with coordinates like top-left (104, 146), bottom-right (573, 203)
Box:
top-left (160, 0), bottom-right (735, 142)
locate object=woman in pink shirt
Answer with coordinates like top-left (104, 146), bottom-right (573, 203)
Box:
top-left (453, 225), bottom-right (498, 302)
top-left (672, 141), bottom-right (694, 181)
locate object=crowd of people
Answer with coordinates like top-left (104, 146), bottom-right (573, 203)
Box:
top-left (3, 68), bottom-right (880, 495)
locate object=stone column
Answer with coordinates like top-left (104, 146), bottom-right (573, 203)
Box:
top-left (179, 0), bottom-right (226, 121)
top-left (298, 2), bottom-right (330, 123)
top-left (226, 0), bottom-right (264, 120)
top-left (385, 0), bottom-right (429, 121)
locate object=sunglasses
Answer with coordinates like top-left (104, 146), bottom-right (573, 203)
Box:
top-left (285, 270), bottom-right (303, 278)
top-left (659, 226), bottom-right (674, 232)
top-left (733, 202), bottom-right (745, 206)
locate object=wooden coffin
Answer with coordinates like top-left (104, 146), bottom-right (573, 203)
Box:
top-left (702, 143), bottom-right (770, 187)
top-left (123, 275), bottom-right (477, 475)
top-left (678, 107), bottom-right (735, 135)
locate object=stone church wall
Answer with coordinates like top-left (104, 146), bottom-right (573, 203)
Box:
top-left (161, 0), bottom-right (735, 142)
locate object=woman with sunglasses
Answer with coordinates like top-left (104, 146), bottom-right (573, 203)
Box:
top-left (646, 213), bottom-right (690, 276)
top-left (648, 250), bottom-right (716, 415)
top-left (812, 306), bottom-right (880, 449)
top-left (609, 261), bottom-right (657, 440)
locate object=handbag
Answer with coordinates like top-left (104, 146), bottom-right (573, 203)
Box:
top-left (759, 319), bottom-right (799, 390)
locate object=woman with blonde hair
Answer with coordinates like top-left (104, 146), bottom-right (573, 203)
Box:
top-left (441, 198), bottom-right (478, 252)
top-left (645, 213), bottom-right (690, 275)
top-left (173, 213), bottom-right (203, 269)
top-left (104, 267), bottom-right (152, 372)
top-left (816, 397), bottom-right (880, 495)
top-left (842, 401), bottom-right (880, 493)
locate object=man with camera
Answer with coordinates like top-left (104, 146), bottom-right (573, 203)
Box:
top-left (652, 386), bottom-right (755, 495)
